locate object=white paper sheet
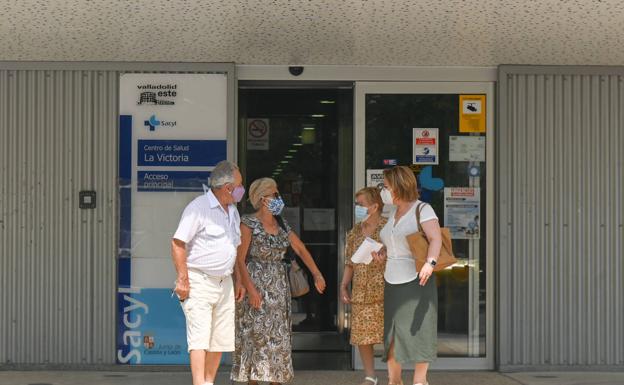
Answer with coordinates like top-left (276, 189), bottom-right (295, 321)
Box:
top-left (449, 135), bottom-right (485, 162)
top-left (351, 237), bottom-right (384, 265)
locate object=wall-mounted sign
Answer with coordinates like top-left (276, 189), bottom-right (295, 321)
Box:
top-left (413, 128), bottom-right (439, 165)
top-left (117, 73), bottom-right (229, 365)
top-left (366, 169), bottom-right (385, 189)
top-left (246, 118), bottom-right (270, 150)
top-left (459, 95), bottom-right (486, 133)
top-left (449, 135), bottom-right (486, 162)
top-left (444, 187), bottom-right (481, 239)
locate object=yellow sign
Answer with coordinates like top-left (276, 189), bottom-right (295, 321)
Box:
top-left (459, 95), bottom-right (486, 133)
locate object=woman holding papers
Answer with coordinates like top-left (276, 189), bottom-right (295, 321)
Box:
top-left (373, 166), bottom-right (442, 385)
top-left (341, 187), bottom-right (387, 385)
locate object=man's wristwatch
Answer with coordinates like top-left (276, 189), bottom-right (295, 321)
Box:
top-left (428, 259), bottom-right (437, 267)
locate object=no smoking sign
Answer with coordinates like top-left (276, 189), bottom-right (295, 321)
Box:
top-left (247, 118), bottom-right (270, 150)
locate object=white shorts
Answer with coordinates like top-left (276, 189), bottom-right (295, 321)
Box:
top-left (180, 268), bottom-right (235, 352)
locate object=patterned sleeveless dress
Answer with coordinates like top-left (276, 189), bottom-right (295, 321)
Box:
top-left (345, 218), bottom-right (387, 345)
top-left (230, 214), bottom-right (294, 383)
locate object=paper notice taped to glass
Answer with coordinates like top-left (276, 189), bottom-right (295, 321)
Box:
top-left (351, 237), bottom-right (384, 265)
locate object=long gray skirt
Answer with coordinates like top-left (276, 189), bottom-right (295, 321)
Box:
top-left (383, 275), bottom-right (437, 364)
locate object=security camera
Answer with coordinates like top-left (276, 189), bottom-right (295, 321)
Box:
top-left (288, 66), bottom-right (304, 76)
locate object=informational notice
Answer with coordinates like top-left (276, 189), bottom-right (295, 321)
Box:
top-left (246, 118), bottom-right (270, 150)
top-left (444, 187), bottom-right (481, 239)
top-left (303, 208), bottom-right (336, 231)
top-left (366, 169), bottom-right (394, 217)
top-left (366, 169), bottom-right (385, 189)
top-left (117, 73), bottom-right (229, 364)
top-left (449, 136), bottom-right (486, 162)
top-left (459, 95), bottom-right (486, 133)
top-left (413, 128), bottom-right (439, 165)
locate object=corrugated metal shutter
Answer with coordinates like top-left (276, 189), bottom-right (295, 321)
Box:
top-left (0, 70), bottom-right (117, 364)
top-left (498, 66), bottom-right (624, 370)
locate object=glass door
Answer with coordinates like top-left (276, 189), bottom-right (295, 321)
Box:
top-left (238, 84), bottom-right (354, 369)
top-left (354, 82), bottom-right (495, 370)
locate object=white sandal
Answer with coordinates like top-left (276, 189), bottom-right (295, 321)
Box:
top-left (361, 376), bottom-right (378, 385)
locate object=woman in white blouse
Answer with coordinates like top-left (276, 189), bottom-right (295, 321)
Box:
top-left (372, 166), bottom-right (442, 385)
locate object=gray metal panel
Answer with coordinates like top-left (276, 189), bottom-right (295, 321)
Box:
top-left (0, 69), bottom-right (96, 364)
top-left (0, 63), bottom-right (236, 365)
top-left (498, 66), bottom-right (624, 370)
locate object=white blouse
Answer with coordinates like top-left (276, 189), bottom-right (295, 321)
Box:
top-left (380, 201), bottom-right (438, 284)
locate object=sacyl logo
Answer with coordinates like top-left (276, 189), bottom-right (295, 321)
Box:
top-left (144, 115), bottom-right (177, 131)
top-left (144, 115), bottom-right (160, 131)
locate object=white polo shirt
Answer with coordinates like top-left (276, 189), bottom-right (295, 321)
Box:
top-left (173, 190), bottom-right (241, 277)
top-left (380, 201), bottom-right (438, 284)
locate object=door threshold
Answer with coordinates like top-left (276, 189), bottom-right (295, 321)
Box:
top-left (292, 352), bottom-right (351, 370)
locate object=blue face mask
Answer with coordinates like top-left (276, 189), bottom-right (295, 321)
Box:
top-left (354, 205), bottom-right (369, 223)
top-left (267, 196), bottom-right (285, 216)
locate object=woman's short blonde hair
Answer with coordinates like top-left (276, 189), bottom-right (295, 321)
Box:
top-left (383, 166), bottom-right (419, 202)
top-left (248, 177), bottom-right (277, 209)
top-left (355, 187), bottom-right (384, 212)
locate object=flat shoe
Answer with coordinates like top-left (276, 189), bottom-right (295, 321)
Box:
top-left (360, 376), bottom-right (378, 385)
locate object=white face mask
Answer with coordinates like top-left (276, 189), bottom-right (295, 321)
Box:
top-left (380, 188), bottom-right (394, 205)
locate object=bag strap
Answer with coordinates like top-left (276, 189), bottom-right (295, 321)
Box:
top-left (275, 215), bottom-right (288, 232)
top-left (415, 202), bottom-right (425, 233)
top-left (275, 215), bottom-right (296, 261)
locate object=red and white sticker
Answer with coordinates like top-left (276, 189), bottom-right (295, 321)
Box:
top-left (413, 128), bottom-right (439, 165)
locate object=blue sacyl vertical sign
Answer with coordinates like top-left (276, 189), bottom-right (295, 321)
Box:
top-left (117, 115), bottom-right (135, 363)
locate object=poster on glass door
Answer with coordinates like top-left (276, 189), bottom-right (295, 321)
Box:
top-left (413, 128), bottom-right (439, 165)
top-left (117, 73), bottom-right (228, 364)
top-left (444, 187), bottom-right (481, 239)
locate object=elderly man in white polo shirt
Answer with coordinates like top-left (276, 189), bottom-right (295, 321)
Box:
top-left (172, 160), bottom-right (246, 385)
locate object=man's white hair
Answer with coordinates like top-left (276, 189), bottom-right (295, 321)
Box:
top-left (210, 160), bottom-right (239, 188)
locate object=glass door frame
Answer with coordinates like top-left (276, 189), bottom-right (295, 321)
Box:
top-left (237, 82), bottom-right (355, 366)
top-left (353, 81), bottom-right (495, 370)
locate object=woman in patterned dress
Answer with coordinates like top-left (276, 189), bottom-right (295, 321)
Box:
top-left (340, 187), bottom-right (387, 385)
top-left (231, 177), bottom-right (326, 385)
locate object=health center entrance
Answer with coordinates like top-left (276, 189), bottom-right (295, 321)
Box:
top-left (238, 80), bottom-right (494, 370)
top-left (354, 82), bottom-right (495, 370)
